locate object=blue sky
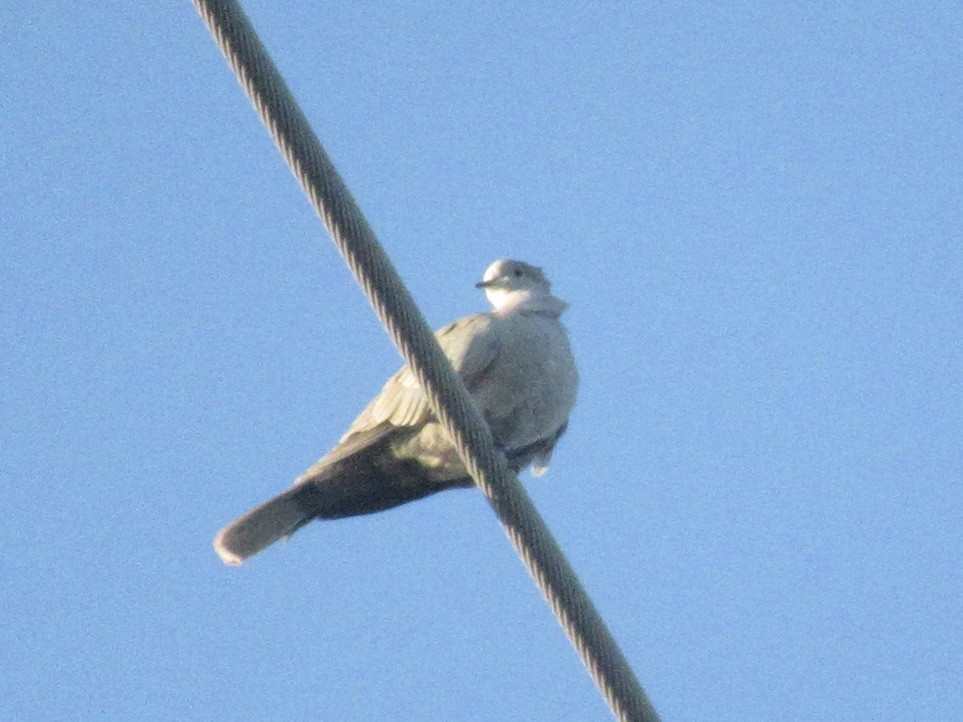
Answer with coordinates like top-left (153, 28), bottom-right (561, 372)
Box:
top-left (3, 3), bottom-right (961, 720)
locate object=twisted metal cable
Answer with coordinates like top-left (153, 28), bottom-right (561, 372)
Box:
top-left (191, 2), bottom-right (660, 719)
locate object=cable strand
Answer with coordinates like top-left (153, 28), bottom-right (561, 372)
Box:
top-left (191, 2), bottom-right (660, 719)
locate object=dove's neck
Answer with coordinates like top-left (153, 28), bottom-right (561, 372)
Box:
top-left (487, 288), bottom-right (569, 318)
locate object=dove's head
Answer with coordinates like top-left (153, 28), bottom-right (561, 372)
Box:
top-left (476, 259), bottom-right (568, 316)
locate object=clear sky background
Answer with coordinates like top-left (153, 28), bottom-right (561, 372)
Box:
top-left (3, 3), bottom-right (961, 720)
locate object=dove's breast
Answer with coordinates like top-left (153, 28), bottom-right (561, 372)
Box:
top-left (477, 312), bottom-right (579, 452)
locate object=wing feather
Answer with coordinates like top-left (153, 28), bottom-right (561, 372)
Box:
top-left (340, 314), bottom-right (502, 441)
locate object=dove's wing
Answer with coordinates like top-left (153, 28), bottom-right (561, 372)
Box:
top-left (338, 313), bottom-right (503, 444)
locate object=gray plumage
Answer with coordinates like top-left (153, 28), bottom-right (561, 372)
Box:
top-left (214, 259), bottom-right (578, 565)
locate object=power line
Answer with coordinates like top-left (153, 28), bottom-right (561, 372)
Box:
top-left (190, 2), bottom-right (660, 719)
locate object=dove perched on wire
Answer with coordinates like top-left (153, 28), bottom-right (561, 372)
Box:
top-left (214, 259), bottom-right (579, 565)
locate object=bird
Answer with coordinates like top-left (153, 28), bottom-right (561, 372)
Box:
top-left (214, 259), bottom-right (579, 565)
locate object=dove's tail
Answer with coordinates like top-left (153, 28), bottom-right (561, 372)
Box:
top-left (214, 443), bottom-right (468, 565)
top-left (214, 483), bottom-right (317, 565)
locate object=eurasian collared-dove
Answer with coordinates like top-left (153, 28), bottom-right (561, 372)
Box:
top-left (214, 259), bottom-right (578, 565)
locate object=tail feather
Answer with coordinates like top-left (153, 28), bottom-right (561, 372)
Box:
top-left (214, 484), bottom-right (315, 565)
top-left (214, 438), bottom-right (477, 565)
